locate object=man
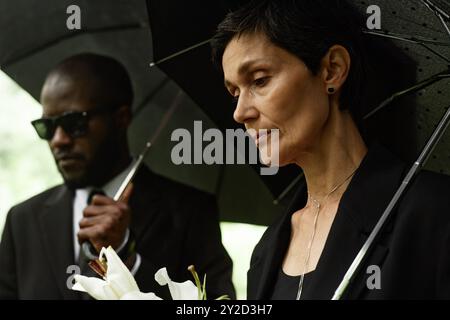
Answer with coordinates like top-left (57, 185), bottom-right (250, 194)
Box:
top-left (0, 53), bottom-right (235, 299)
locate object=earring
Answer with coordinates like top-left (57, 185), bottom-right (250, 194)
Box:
top-left (327, 87), bottom-right (335, 94)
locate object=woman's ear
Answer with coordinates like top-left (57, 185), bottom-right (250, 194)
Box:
top-left (321, 45), bottom-right (351, 94)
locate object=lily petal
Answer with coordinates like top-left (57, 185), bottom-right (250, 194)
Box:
top-left (101, 246), bottom-right (140, 296)
top-left (72, 282), bottom-right (86, 292)
top-left (72, 247), bottom-right (163, 301)
top-left (155, 267), bottom-right (198, 300)
top-left (74, 275), bottom-right (118, 300)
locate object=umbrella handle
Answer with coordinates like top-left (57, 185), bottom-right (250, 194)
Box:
top-left (79, 89), bottom-right (180, 262)
top-left (81, 241), bottom-right (99, 261)
top-left (79, 142), bottom-right (152, 262)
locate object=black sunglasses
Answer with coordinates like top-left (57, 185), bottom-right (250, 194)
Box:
top-left (31, 108), bottom-right (111, 140)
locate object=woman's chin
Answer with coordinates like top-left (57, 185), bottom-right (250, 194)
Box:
top-left (259, 154), bottom-right (272, 166)
top-left (257, 143), bottom-right (291, 167)
top-left (258, 152), bottom-right (290, 168)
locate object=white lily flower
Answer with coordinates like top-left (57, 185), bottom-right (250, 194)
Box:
top-left (155, 267), bottom-right (199, 300)
top-left (72, 246), bottom-right (161, 300)
top-left (71, 247), bottom-right (226, 300)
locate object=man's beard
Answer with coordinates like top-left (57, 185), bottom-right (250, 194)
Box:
top-left (59, 134), bottom-right (121, 190)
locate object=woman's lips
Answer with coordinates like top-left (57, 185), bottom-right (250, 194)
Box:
top-left (246, 130), bottom-right (258, 143)
top-left (257, 133), bottom-right (271, 146)
top-left (246, 129), bottom-right (272, 146)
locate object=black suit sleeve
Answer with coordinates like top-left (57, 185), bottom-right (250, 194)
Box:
top-left (0, 210), bottom-right (18, 299)
top-left (180, 193), bottom-right (236, 300)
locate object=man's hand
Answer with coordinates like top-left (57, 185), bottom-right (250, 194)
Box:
top-left (78, 184), bottom-right (133, 253)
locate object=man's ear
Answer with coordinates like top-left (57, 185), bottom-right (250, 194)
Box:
top-left (114, 105), bottom-right (132, 129)
top-left (320, 45), bottom-right (351, 94)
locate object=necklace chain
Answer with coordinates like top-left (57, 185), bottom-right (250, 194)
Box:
top-left (296, 167), bottom-right (358, 300)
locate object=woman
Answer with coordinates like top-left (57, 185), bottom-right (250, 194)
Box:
top-left (211, 0), bottom-right (450, 299)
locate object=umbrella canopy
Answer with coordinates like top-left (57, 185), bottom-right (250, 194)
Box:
top-left (0, 0), bottom-right (282, 225)
top-left (146, 0), bottom-right (450, 179)
top-left (353, 0), bottom-right (450, 174)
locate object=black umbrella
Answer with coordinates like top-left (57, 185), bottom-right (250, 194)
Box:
top-left (335, 0), bottom-right (450, 299)
top-left (146, 0), bottom-right (450, 297)
top-left (0, 0), bottom-right (282, 225)
top-left (146, 0), bottom-right (304, 204)
top-left (146, 0), bottom-right (450, 211)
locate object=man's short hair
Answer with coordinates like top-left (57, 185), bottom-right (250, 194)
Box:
top-left (47, 53), bottom-right (134, 110)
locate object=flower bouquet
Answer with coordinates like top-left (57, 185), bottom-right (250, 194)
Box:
top-left (72, 246), bottom-right (229, 300)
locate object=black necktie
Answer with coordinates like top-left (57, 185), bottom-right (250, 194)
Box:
top-left (87, 189), bottom-right (106, 207)
top-left (79, 189), bottom-right (105, 270)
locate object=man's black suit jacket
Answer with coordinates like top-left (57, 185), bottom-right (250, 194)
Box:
top-left (248, 143), bottom-right (450, 299)
top-left (0, 166), bottom-right (235, 299)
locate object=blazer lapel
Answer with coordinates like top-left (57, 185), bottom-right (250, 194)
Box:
top-left (38, 186), bottom-right (80, 300)
top-left (248, 179), bottom-right (308, 299)
top-left (248, 215), bottom-right (290, 299)
top-left (301, 143), bottom-right (407, 299)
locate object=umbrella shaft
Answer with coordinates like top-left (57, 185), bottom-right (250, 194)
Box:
top-left (332, 105), bottom-right (450, 300)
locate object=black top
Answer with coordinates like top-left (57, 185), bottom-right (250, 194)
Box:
top-left (248, 142), bottom-right (450, 299)
top-left (270, 269), bottom-right (314, 300)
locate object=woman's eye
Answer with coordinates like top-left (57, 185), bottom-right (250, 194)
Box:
top-left (254, 77), bottom-right (269, 87)
top-left (231, 95), bottom-right (239, 105)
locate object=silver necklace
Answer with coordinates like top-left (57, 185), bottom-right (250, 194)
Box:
top-left (296, 168), bottom-right (358, 300)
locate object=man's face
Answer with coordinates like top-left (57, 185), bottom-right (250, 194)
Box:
top-left (40, 73), bottom-right (119, 189)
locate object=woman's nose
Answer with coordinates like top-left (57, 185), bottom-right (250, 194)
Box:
top-left (233, 94), bottom-right (258, 124)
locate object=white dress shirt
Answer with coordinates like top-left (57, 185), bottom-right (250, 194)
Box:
top-left (73, 161), bottom-right (141, 274)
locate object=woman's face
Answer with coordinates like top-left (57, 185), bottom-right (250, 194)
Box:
top-left (222, 32), bottom-right (330, 166)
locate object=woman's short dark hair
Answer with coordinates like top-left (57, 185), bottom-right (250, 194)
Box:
top-left (211, 0), bottom-right (367, 128)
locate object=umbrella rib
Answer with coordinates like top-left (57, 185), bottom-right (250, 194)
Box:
top-left (394, 14), bottom-right (447, 34)
top-left (421, 0), bottom-right (450, 21)
top-left (437, 11), bottom-right (450, 38)
top-left (363, 30), bottom-right (450, 46)
top-left (149, 39), bottom-right (211, 67)
top-left (1, 23), bottom-right (147, 68)
top-left (273, 172), bottom-right (304, 205)
top-left (364, 71), bottom-right (450, 119)
top-left (149, 89), bottom-right (184, 146)
top-left (418, 43), bottom-right (450, 63)
top-left (363, 30), bottom-right (450, 63)
top-left (421, 0), bottom-right (450, 40)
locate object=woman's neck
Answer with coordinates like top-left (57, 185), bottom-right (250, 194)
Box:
top-left (294, 105), bottom-right (368, 205)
